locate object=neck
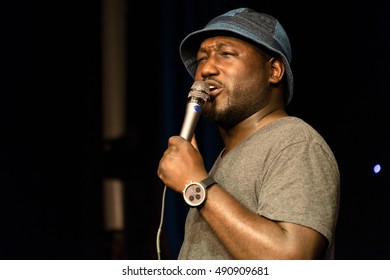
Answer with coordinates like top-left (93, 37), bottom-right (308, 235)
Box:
top-left (219, 108), bottom-right (288, 156)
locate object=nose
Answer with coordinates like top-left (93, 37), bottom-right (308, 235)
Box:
top-left (198, 57), bottom-right (219, 78)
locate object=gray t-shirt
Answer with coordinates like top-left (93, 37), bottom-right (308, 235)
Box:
top-left (178, 116), bottom-right (340, 259)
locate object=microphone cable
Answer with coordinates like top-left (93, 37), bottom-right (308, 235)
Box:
top-left (156, 185), bottom-right (167, 260)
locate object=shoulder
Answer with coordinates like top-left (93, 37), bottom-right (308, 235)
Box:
top-left (248, 116), bottom-right (338, 165)
top-left (260, 116), bottom-right (329, 146)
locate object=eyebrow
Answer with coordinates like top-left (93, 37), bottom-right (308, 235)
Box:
top-left (199, 41), bottom-right (235, 53)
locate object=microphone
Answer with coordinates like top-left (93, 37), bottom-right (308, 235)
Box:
top-left (156, 81), bottom-right (209, 260)
top-left (180, 81), bottom-right (210, 141)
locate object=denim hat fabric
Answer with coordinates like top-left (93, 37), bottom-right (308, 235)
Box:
top-left (179, 7), bottom-right (294, 105)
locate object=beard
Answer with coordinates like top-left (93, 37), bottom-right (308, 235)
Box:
top-left (202, 80), bottom-right (271, 129)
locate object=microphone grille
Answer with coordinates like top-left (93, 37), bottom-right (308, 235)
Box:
top-left (188, 81), bottom-right (209, 102)
top-left (191, 80), bottom-right (209, 94)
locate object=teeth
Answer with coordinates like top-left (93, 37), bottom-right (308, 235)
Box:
top-left (209, 86), bottom-right (216, 89)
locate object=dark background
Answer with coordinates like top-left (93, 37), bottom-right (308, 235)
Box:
top-left (1, 0), bottom-right (389, 259)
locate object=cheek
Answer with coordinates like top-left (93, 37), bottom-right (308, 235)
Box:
top-left (194, 70), bottom-right (202, 79)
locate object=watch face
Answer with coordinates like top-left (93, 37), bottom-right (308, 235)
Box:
top-left (183, 183), bottom-right (206, 207)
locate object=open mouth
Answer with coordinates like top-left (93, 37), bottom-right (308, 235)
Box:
top-left (205, 80), bottom-right (222, 100)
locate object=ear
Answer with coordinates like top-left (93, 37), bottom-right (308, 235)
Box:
top-left (268, 57), bottom-right (285, 84)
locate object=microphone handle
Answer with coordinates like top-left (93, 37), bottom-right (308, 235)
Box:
top-left (179, 80), bottom-right (210, 141)
top-left (180, 100), bottom-right (202, 141)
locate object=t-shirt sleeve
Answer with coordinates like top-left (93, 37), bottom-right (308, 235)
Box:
top-left (257, 139), bottom-right (340, 244)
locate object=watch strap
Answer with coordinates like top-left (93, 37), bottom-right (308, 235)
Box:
top-left (200, 177), bottom-right (217, 189)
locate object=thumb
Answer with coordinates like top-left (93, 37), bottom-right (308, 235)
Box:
top-left (190, 134), bottom-right (199, 151)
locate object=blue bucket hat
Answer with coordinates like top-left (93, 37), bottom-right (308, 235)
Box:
top-left (179, 7), bottom-right (294, 105)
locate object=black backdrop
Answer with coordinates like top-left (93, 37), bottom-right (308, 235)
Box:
top-left (1, 0), bottom-right (389, 259)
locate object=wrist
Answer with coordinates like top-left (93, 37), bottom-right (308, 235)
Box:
top-left (182, 177), bottom-right (217, 207)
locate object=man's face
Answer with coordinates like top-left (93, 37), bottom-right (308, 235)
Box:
top-left (194, 36), bottom-right (273, 128)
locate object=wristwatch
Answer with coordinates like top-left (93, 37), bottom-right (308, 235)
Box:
top-left (183, 177), bottom-right (217, 207)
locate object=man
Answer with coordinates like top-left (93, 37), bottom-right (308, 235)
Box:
top-left (157, 7), bottom-right (340, 259)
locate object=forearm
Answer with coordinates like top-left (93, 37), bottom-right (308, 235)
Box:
top-left (199, 183), bottom-right (325, 259)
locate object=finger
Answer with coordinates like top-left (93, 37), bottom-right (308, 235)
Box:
top-left (190, 134), bottom-right (199, 151)
top-left (168, 135), bottom-right (184, 147)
